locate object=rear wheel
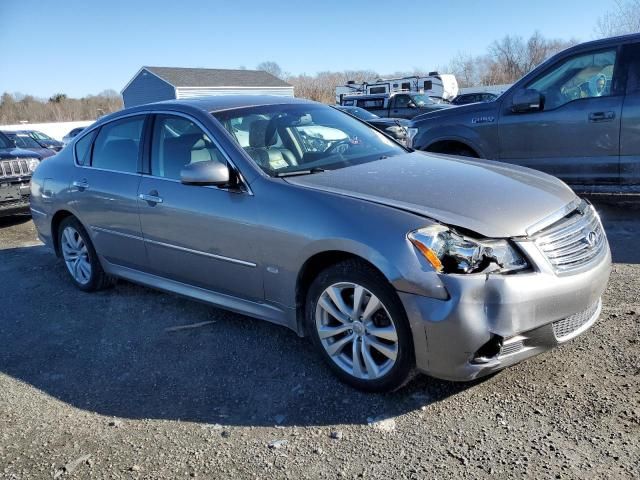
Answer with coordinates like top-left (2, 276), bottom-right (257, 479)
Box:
top-left (58, 216), bottom-right (113, 292)
top-left (306, 260), bottom-right (414, 392)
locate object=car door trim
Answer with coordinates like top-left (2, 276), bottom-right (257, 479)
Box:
top-left (91, 226), bottom-right (257, 267)
top-left (144, 237), bottom-right (257, 267)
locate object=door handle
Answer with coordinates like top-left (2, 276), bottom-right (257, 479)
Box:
top-left (138, 193), bottom-right (163, 204)
top-left (588, 111), bottom-right (615, 122)
top-left (72, 179), bottom-right (89, 190)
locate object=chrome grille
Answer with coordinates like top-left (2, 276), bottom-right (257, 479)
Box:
top-left (552, 300), bottom-right (600, 340)
top-left (0, 159), bottom-right (30, 179)
top-left (533, 204), bottom-right (606, 274)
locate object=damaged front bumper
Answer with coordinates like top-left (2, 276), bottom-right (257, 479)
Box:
top-left (400, 239), bottom-right (612, 382)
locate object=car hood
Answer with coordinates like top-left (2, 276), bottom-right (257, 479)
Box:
top-left (284, 152), bottom-right (577, 238)
top-left (411, 101), bottom-right (495, 123)
top-left (0, 147), bottom-right (41, 159)
top-left (368, 118), bottom-right (410, 127)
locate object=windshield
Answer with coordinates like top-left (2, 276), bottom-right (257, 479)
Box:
top-left (410, 94), bottom-right (436, 106)
top-left (0, 132), bottom-right (14, 149)
top-left (9, 134), bottom-right (40, 148)
top-left (32, 131), bottom-right (54, 141)
top-left (213, 104), bottom-right (406, 176)
top-left (343, 107), bottom-right (379, 121)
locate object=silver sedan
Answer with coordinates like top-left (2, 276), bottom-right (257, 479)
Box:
top-left (29, 96), bottom-right (611, 391)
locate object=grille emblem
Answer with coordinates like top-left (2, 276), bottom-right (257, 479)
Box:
top-left (585, 230), bottom-right (598, 248)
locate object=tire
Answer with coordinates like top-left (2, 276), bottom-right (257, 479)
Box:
top-left (447, 146), bottom-right (477, 158)
top-left (58, 216), bottom-right (113, 292)
top-left (306, 259), bottom-right (414, 392)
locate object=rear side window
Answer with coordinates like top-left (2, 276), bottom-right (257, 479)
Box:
top-left (623, 43), bottom-right (640, 94)
top-left (74, 130), bottom-right (97, 166)
top-left (91, 116), bottom-right (145, 173)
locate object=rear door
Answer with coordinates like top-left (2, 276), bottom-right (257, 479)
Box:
top-left (70, 115), bottom-right (148, 269)
top-left (620, 42), bottom-right (640, 185)
top-left (498, 47), bottom-right (623, 185)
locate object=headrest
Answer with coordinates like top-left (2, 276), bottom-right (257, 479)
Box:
top-left (249, 119), bottom-right (277, 148)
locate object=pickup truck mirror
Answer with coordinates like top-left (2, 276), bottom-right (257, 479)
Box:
top-left (407, 101), bottom-right (417, 108)
top-left (511, 89), bottom-right (543, 113)
top-left (180, 160), bottom-right (230, 186)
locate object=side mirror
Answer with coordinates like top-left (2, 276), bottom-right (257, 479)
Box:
top-left (511, 89), bottom-right (543, 113)
top-left (407, 101), bottom-right (417, 108)
top-left (180, 160), bottom-right (230, 186)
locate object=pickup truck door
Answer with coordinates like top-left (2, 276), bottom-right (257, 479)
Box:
top-left (498, 47), bottom-right (622, 186)
top-left (389, 94), bottom-right (415, 119)
top-left (620, 42), bottom-right (640, 185)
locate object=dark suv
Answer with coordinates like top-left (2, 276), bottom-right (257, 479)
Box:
top-left (408, 33), bottom-right (640, 193)
top-left (0, 131), bottom-right (42, 217)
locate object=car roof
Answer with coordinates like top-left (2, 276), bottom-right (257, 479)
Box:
top-left (142, 95), bottom-right (315, 113)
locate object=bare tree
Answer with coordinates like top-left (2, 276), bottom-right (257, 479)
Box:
top-left (256, 61), bottom-right (285, 79)
top-left (595, 0), bottom-right (640, 37)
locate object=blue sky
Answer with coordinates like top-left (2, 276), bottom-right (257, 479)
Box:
top-left (1, 0), bottom-right (616, 98)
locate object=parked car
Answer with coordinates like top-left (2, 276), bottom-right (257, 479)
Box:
top-left (334, 105), bottom-right (409, 144)
top-left (62, 127), bottom-right (85, 145)
top-left (407, 33), bottom-right (640, 194)
top-left (450, 92), bottom-right (498, 106)
top-left (0, 131), bottom-right (42, 217)
top-left (2, 131), bottom-right (56, 159)
top-left (340, 92), bottom-right (451, 119)
top-left (21, 130), bottom-right (64, 151)
top-left (30, 96), bottom-right (610, 392)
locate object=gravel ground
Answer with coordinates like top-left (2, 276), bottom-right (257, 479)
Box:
top-left (0, 200), bottom-right (638, 479)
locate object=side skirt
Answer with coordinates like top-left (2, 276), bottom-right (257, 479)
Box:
top-left (102, 260), bottom-right (299, 333)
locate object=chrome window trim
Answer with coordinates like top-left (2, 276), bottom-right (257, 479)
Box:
top-left (74, 165), bottom-right (142, 177)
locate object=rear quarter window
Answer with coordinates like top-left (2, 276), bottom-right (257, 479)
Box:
top-left (74, 130), bottom-right (97, 166)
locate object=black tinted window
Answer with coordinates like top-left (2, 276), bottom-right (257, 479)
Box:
top-left (624, 44), bottom-right (640, 94)
top-left (74, 130), bottom-right (97, 165)
top-left (91, 117), bottom-right (144, 173)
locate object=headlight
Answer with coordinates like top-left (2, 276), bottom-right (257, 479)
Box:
top-left (407, 225), bottom-right (529, 274)
top-left (384, 125), bottom-right (407, 137)
top-left (406, 127), bottom-right (419, 148)
top-left (26, 158), bottom-right (41, 172)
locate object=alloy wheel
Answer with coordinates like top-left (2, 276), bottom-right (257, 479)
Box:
top-left (61, 226), bottom-right (92, 285)
top-left (315, 282), bottom-right (399, 380)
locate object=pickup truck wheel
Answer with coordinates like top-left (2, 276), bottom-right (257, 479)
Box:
top-left (58, 217), bottom-right (113, 292)
top-left (306, 260), bottom-right (414, 392)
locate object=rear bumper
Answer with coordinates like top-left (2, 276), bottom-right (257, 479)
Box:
top-left (400, 241), bottom-right (611, 381)
top-left (0, 196), bottom-right (30, 217)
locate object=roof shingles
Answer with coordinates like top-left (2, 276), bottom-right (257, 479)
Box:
top-left (143, 66), bottom-right (291, 88)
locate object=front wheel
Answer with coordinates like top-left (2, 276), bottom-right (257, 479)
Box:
top-left (306, 260), bottom-right (414, 392)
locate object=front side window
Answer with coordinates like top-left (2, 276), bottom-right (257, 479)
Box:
top-left (91, 116), bottom-right (144, 173)
top-left (213, 104), bottom-right (405, 176)
top-left (394, 95), bottom-right (412, 108)
top-left (151, 115), bottom-right (225, 180)
top-left (409, 94), bottom-right (436, 106)
top-left (528, 49), bottom-right (617, 110)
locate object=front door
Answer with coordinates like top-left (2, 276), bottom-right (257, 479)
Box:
top-left (620, 42), bottom-right (640, 185)
top-left (390, 94), bottom-right (415, 119)
top-left (498, 47), bottom-right (622, 185)
top-left (137, 114), bottom-right (263, 300)
top-left (70, 115), bottom-right (147, 269)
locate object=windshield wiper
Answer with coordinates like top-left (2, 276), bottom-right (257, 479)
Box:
top-left (275, 167), bottom-right (326, 178)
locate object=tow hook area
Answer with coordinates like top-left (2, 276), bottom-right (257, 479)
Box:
top-left (471, 334), bottom-right (504, 364)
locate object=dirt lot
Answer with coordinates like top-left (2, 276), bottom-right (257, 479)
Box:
top-left (0, 200), bottom-right (638, 479)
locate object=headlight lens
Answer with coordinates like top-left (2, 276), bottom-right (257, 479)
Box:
top-left (408, 225), bottom-right (529, 274)
top-left (406, 127), bottom-right (419, 148)
top-left (26, 158), bottom-right (41, 172)
top-left (384, 125), bottom-right (407, 137)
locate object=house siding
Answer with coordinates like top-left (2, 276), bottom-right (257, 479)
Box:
top-left (175, 87), bottom-right (294, 98)
top-left (122, 70), bottom-right (176, 108)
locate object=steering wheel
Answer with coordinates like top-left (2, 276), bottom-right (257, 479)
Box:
top-left (324, 138), bottom-right (352, 155)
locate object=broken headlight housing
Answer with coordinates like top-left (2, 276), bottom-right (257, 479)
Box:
top-left (408, 225), bottom-right (529, 274)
